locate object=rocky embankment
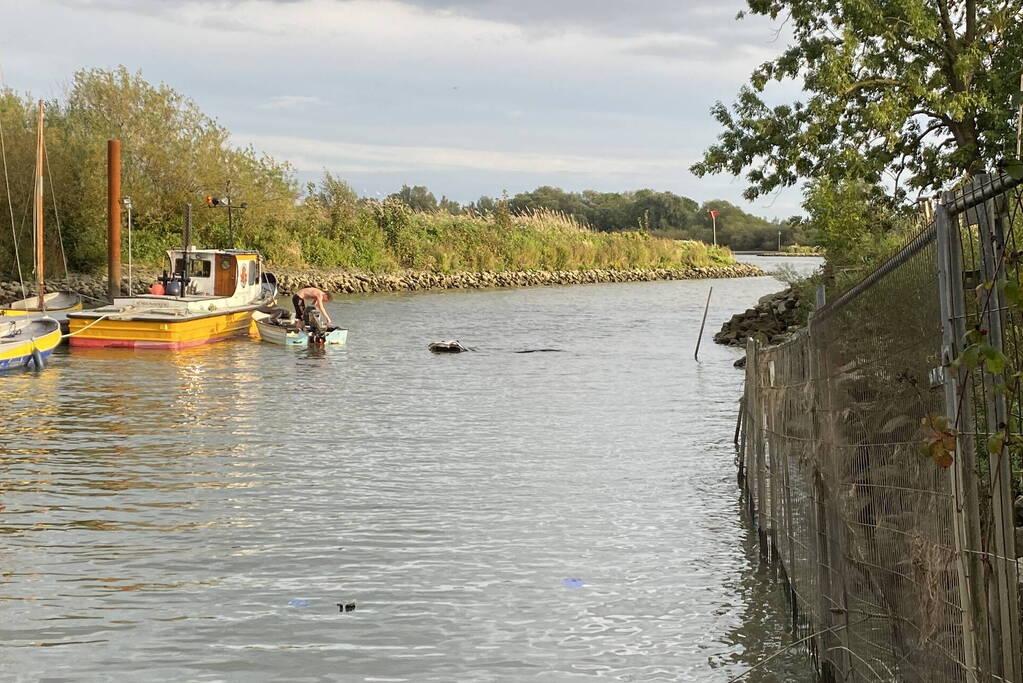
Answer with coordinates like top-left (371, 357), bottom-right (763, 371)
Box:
top-left (271, 264), bottom-right (764, 294)
top-left (714, 287), bottom-right (802, 348)
top-left (0, 263), bottom-right (764, 306)
top-left (0, 275), bottom-right (155, 307)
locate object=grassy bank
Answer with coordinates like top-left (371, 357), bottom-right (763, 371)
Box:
top-left (251, 201), bottom-right (735, 273)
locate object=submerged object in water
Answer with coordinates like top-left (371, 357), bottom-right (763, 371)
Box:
top-left (429, 340), bottom-right (471, 353)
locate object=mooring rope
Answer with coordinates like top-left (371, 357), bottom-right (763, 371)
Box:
top-left (61, 313), bottom-right (114, 338)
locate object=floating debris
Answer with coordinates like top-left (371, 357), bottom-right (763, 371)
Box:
top-left (288, 599), bottom-right (312, 607)
top-left (429, 340), bottom-right (472, 353)
top-left (337, 601), bottom-right (357, 613)
top-left (562, 578), bottom-right (584, 589)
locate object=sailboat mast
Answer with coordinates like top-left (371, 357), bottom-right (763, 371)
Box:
top-left (34, 100), bottom-right (45, 310)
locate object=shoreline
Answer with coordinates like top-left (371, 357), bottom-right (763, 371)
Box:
top-left (272, 263), bottom-right (764, 295)
top-left (733, 251), bottom-right (823, 257)
top-left (0, 263), bottom-right (765, 305)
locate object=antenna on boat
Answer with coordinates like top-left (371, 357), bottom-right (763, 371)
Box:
top-left (205, 180), bottom-right (246, 248)
top-left (107, 139), bottom-right (122, 301)
top-left (122, 196), bottom-right (133, 295)
top-left (181, 203), bottom-right (192, 297)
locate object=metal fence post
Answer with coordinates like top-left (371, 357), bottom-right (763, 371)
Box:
top-left (814, 331), bottom-right (853, 680)
top-left (748, 338), bottom-right (770, 560)
top-left (744, 339), bottom-right (757, 522)
top-left (767, 375), bottom-right (781, 567)
top-left (935, 196), bottom-right (983, 682)
top-left (975, 185), bottom-right (1023, 682)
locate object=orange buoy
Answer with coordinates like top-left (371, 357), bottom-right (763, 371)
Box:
top-left (149, 283), bottom-right (165, 295)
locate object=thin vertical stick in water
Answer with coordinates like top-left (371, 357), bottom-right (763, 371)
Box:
top-left (694, 286), bottom-right (713, 361)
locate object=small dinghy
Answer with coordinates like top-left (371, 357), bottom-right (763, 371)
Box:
top-left (251, 306), bottom-right (347, 348)
top-left (0, 316), bottom-right (61, 372)
top-left (2, 291), bottom-right (83, 316)
top-left (251, 307), bottom-right (308, 347)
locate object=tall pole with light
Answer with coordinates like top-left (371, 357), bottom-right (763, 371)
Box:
top-left (226, 180), bottom-right (233, 245)
top-left (709, 209), bottom-right (719, 247)
top-left (205, 181), bottom-right (246, 247)
top-left (122, 196), bottom-right (132, 294)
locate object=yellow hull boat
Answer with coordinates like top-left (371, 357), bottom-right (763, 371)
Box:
top-left (68, 248), bottom-right (275, 349)
top-left (0, 316), bottom-right (60, 371)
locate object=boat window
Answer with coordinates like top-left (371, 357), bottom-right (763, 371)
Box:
top-left (250, 260), bottom-right (260, 285)
top-left (173, 259), bottom-right (212, 278)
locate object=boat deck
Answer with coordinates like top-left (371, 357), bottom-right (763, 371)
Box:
top-left (68, 302), bottom-right (260, 322)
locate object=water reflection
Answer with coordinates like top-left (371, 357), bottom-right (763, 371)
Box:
top-left (1, 264), bottom-right (816, 680)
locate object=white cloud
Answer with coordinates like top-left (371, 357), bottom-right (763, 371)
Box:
top-left (236, 132), bottom-right (689, 176)
top-left (258, 95), bottom-right (325, 110)
top-left (5, 0), bottom-right (801, 216)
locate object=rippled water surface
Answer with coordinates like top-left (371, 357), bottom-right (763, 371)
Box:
top-left (2, 257), bottom-right (822, 682)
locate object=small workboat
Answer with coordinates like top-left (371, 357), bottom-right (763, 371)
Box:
top-left (250, 306), bottom-right (348, 348)
top-left (0, 316), bottom-right (61, 371)
top-left (66, 244), bottom-right (277, 349)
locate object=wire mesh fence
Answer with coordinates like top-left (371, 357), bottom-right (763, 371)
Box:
top-left (739, 172), bottom-right (1023, 682)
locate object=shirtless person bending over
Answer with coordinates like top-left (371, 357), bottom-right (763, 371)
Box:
top-left (292, 286), bottom-right (333, 326)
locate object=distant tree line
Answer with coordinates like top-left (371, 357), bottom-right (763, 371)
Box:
top-left (387, 184), bottom-right (817, 252)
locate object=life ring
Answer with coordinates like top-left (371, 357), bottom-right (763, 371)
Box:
top-left (240, 265), bottom-right (248, 283)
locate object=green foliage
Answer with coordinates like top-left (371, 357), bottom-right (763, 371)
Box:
top-left (0, 66), bottom-right (741, 279)
top-left (693, 0), bottom-right (1023, 202)
top-left (501, 185), bottom-right (798, 250)
top-left (0, 66), bottom-right (297, 277)
top-left (801, 177), bottom-right (919, 268)
top-left (388, 185), bottom-right (438, 213)
top-left (919, 413), bottom-right (956, 469)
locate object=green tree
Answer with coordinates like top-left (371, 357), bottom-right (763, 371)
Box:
top-left (692, 0), bottom-right (1023, 201)
top-left (57, 67), bottom-right (297, 267)
top-left (508, 186), bottom-right (589, 219)
top-left (438, 196), bottom-right (462, 214)
top-left (624, 190), bottom-right (700, 233)
top-left (802, 177), bottom-right (914, 267)
top-left (388, 184), bottom-right (438, 213)
top-left (0, 67), bottom-right (298, 274)
top-left (468, 195), bottom-right (497, 215)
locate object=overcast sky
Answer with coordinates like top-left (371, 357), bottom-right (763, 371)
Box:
top-left (2, 0), bottom-right (803, 218)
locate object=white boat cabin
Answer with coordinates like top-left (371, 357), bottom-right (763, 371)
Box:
top-left (166, 248), bottom-right (264, 299)
top-left (68, 248), bottom-right (273, 321)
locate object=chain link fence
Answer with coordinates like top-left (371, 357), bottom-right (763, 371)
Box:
top-left (738, 172), bottom-right (1023, 682)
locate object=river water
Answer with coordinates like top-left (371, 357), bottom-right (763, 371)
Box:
top-left (1, 256), bottom-right (822, 682)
